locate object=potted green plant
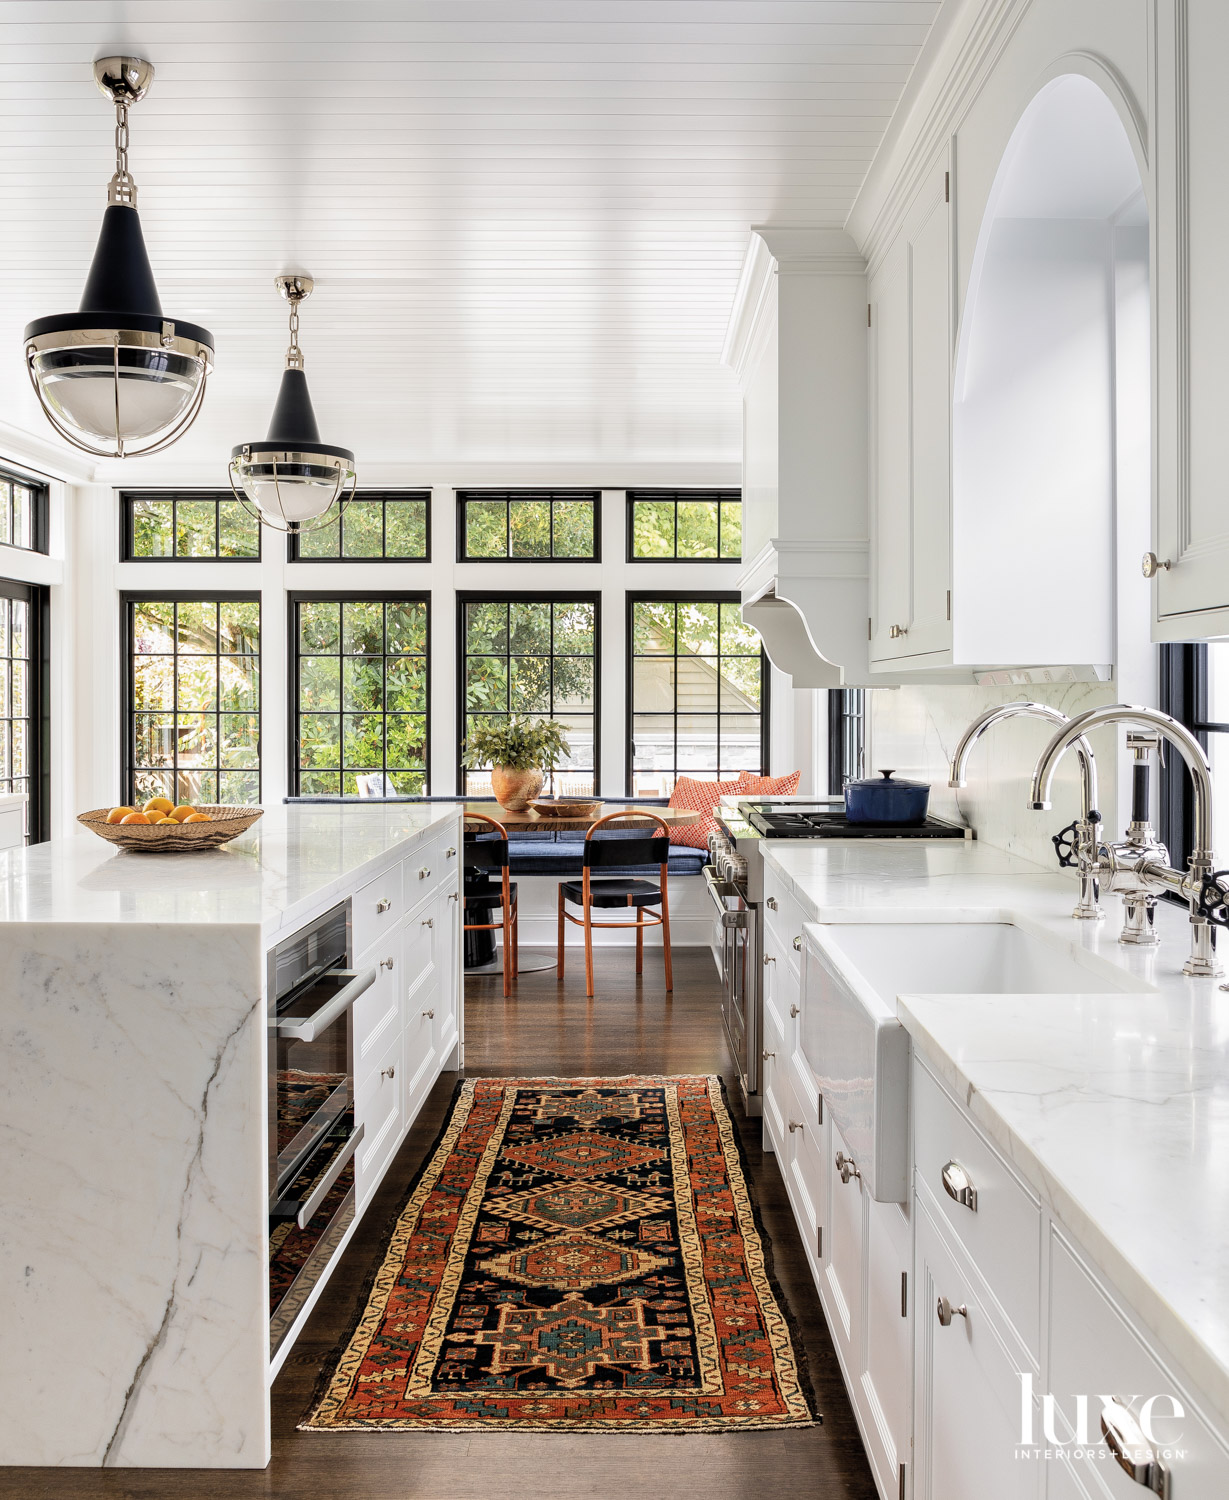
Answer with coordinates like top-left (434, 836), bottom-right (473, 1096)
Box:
top-left (460, 717), bottom-right (572, 810)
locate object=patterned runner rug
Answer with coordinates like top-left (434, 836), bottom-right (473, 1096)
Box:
top-left (302, 1075), bottom-right (815, 1432)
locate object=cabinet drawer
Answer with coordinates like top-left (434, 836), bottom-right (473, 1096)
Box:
top-left (352, 939), bottom-right (400, 1082)
top-left (352, 862), bottom-right (404, 956)
top-left (913, 1059), bottom-right (1041, 1355)
top-left (404, 832), bottom-right (447, 901)
top-left (761, 1001), bottom-right (787, 1158)
top-left (763, 874), bottom-right (808, 981)
top-left (402, 904), bottom-right (441, 1002)
top-left (355, 1027), bottom-right (404, 1209)
top-left (1049, 1232), bottom-right (1229, 1500)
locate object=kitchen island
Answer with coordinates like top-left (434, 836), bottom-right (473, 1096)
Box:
top-left (0, 802), bottom-right (463, 1469)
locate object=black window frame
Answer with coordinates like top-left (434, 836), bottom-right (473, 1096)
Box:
top-left (625, 488), bottom-right (742, 564)
top-left (0, 576), bottom-right (50, 842)
top-left (827, 688), bottom-right (866, 795)
top-left (456, 590), bottom-right (601, 795)
top-left (624, 590), bottom-right (769, 797)
top-left (288, 590), bottom-right (432, 799)
top-left (287, 490), bottom-right (432, 563)
top-left (0, 466), bottom-right (50, 556)
top-left (456, 490), bottom-right (602, 563)
top-left (120, 491), bottom-right (262, 562)
top-left (1159, 642), bottom-right (1221, 876)
top-left (122, 590), bottom-right (263, 808)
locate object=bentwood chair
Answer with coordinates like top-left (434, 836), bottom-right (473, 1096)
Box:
top-left (463, 812), bottom-right (519, 997)
top-left (557, 809), bottom-right (673, 997)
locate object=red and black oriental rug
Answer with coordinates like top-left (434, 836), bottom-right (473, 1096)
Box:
top-left (302, 1075), bottom-right (815, 1432)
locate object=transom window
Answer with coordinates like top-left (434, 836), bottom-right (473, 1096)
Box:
top-left (628, 594), bottom-right (766, 795)
top-left (123, 492), bottom-right (261, 560)
top-left (293, 594), bottom-right (430, 797)
top-left (460, 594), bottom-right (598, 794)
top-left (458, 490), bottom-right (599, 561)
top-left (125, 595), bottom-right (261, 806)
top-left (0, 579), bottom-right (44, 841)
top-left (627, 489), bottom-right (741, 561)
top-left (1, 469), bottom-right (49, 554)
top-left (292, 491), bottom-right (430, 561)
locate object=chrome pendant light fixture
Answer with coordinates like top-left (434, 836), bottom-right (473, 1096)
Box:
top-left (228, 275), bottom-right (356, 533)
top-left (23, 57), bottom-right (215, 458)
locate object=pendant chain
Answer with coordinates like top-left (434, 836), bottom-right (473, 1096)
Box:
top-left (115, 100), bottom-right (129, 179)
top-left (287, 299), bottom-right (303, 368)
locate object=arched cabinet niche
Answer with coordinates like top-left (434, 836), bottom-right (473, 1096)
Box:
top-left (869, 73), bottom-right (1149, 678)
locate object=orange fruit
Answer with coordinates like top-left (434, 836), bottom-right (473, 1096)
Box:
top-left (120, 812), bottom-right (152, 825)
top-left (170, 805), bottom-right (196, 822)
top-left (183, 812), bottom-right (211, 823)
top-left (106, 806), bottom-right (135, 824)
top-left (155, 816), bottom-right (178, 825)
top-left (143, 797), bottom-right (174, 815)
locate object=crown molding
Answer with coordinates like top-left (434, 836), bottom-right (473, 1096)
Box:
top-left (0, 418), bottom-right (97, 485)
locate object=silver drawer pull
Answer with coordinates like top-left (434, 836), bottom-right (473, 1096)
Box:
top-left (379, 956), bottom-right (395, 971)
top-left (445, 846), bottom-right (457, 858)
top-left (423, 1008), bottom-right (435, 1019)
top-left (941, 1160), bottom-right (978, 1212)
top-left (790, 1003), bottom-right (800, 1018)
top-left (792, 935), bottom-right (802, 952)
top-left (448, 891), bottom-right (459, 902)
top-left (835, 1150), bottom-right (860, 1184)
top-left (766, 897), bottom-right (778, 911)
top-left (381, 1063), bottom-right (396, 1081)
top-left (763, 954), bottom-right (776, 966)
top-left (936, 1295), bottom-right (967, 1327)
top-left (418, 866), bottom-right (431, 880)
top-left (376, 898), bottom-right (391, 914)
top-left (1100, 1399), bottom-right (1171, 1497)
top-left (788, 1120), bottom-right (803, 1134)
top-left (422, 917), bottom-right (434, 928)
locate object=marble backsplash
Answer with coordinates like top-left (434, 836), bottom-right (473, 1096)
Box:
top-left (867, 681), bottom-right (1122, 868)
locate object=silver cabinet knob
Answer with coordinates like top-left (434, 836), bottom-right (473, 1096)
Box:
top-left (381, 1063), bottom-right (396, 1081)
top-left (790, 1003), bottom-right (800, 1018)
top-left (792, 935), bottom-right (802, 952)
top-left (941, 1160), bottom-right (978, 1212)
top-left (788, 1120), bottom-right (803, 1134)
top-left (1100, 1398), bottom-right (1171, 1495)
top-left (422, 917), bottom-right (434, 928)
top-left (1141, 552), bottom-right (1171, 578)
top-left (762, 1050), bottom-right (775, 1060)
top-left (445, 846), bottom-right (457, 858)
top-left (379, 956), bottom-right (395, 971)
top-left (423, 1008), bottom-right (435, 1019)
top-left (418, 866), bottom-right (431, 880)
top-left (889, 623), bottom-right (908, 639)
top-left (936, 1295), bottom-right (967, 1327)
top-left (763, 954), bottom-right (776, 966)
top-left (448, 891), bottom-right (459, 902)
top-left (766, 897), bottom-right (778, 911)
top-left (376, 898), bottom-right (391, 914)
top-left (835, 1150), bottom-right (861, 1184)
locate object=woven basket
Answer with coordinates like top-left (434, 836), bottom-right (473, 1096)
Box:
top-left (78, 805), bottom-right (264, 853)
top-left (531, 797), bottom-right (603, 819)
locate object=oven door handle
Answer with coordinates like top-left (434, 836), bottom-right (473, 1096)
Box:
top-left (703, 865), bottom-right (749, 927)
top-left (276, 966), bottom-right (377, 1043)
top-left (296, 1122), bottom-right (365, 1229)
top-left (702, 864), bottom-right (729, 916)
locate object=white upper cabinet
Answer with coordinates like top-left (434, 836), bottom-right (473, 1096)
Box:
top-left (870, 155), bottom-right (954, 669)
top-left (1153, 1), bottom-right (1229, 637)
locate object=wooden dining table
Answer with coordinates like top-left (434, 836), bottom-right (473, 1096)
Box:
top-left (460, 801), bottom-right (700, 973)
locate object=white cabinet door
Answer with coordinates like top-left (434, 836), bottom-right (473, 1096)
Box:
top-left (436, 871), bottom-right (462, 1067)
top-left (862, 1198), bottom-right (912, 1498)
top-left (1154, 1), bottom-right (1229, 636)
top-left (914, 1197), bottom-right (1039, 1500)
top-left (870, 155), bottom-right (953, 667)
top-left (822, 1117), bottom-right (864, 1376)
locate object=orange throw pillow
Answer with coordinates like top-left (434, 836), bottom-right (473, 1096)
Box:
top-left (667, 775), bottom-right (744, 848)
top-left (737, 770), bottom-right (802, 797)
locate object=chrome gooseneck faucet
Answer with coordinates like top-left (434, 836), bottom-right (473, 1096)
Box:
top-left (1028, 704), bottom-right (1225, 977)
top-left (948, 701), bottom-right (1102, 919)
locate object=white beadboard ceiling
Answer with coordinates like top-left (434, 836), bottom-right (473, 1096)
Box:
top-left (0, 1), bottom-right (940, 477)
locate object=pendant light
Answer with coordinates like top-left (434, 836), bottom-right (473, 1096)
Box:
top-left (23, 57), bottom-right (214, 458)
top-left (228, 275), bottom-right (356, 533)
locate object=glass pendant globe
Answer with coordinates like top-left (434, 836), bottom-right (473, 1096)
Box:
top-left (232, 454), bottom-right (355, 529)
top-left (28, 342), bottom-right (206, 446)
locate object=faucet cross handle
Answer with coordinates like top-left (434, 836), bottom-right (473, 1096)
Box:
top-left (1196, 871), bottom-right (1229, 929)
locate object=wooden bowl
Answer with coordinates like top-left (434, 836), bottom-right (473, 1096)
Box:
top-left (78, 805), bottom-right (264, 852)
top-left (530, 797), bottom-right (603, 819)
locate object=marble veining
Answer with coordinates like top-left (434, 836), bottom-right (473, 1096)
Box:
top-left (764, 838), bottom-right (1229, 1431)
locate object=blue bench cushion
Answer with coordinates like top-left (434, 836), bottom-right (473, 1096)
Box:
top-left (507, 837), bottom-right (707, 878)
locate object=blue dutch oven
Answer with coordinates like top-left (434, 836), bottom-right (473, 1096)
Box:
top-left (844, 768), bottom-right (930, 825)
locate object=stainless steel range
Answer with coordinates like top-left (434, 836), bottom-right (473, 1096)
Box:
top-left (706, 797), bottom-right (971, 1114)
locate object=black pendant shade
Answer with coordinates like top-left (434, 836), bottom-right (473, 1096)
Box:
top-left (237, 366), bottom-right (353, 463)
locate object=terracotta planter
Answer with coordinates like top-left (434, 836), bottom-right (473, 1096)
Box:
top-left (491, 765), bottom-right (544, 811)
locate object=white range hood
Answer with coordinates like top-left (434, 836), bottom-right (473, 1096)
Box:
top-left (740, 539), bottom-right (871, 689)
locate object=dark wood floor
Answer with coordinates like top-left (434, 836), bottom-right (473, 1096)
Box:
top-left (9, 949), bottom-right (878, 1500)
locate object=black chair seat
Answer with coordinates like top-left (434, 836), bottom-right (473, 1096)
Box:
top-left (561, 877), bottom-right (662, 909)
top-left (465, 883), bottom-right (518, 912)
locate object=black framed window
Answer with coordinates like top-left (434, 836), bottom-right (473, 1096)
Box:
top-left (292, 594), bottom-right (430, 797)
top-left (290, 491), bottom-right (430, 561)
top-left (122, 492), bottom-right (261, 560)
top-left (124, 594), bottom-right (261, 806)
top-left (457, 490), bottom-right (600, 561)
top-left (627, 594), bottom-right (766, 795)
top-left (1160, 642), bottom-right (1229, 869)
top-left (459, 594), bottom-right (598, 794)
top-left (1, 469), bottom-right (49, 554)
top-left (0, 578), bottom-right (48, 841)
top-left (827, 688), bottom-right (866, 794)
top-left (627, 489), bottom-right (741, 562)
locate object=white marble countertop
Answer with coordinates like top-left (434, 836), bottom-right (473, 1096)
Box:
top-left (0, 802), bottom-right (460, 938)
top-left (763, 839), bottom-right (1229, 1429)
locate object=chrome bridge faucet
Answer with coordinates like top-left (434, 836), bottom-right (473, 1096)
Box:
top-left (949, 701), bottom-right (1102, 919)
top-left (1028, 704), bottom-right (1227, 977)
